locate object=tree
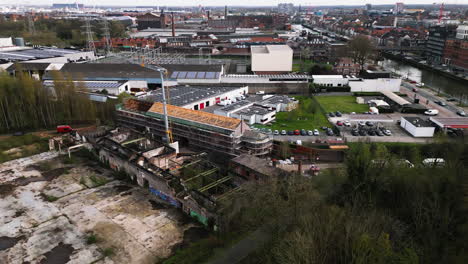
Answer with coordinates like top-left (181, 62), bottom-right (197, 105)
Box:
top-left (348, 35), bottom-right (375, 70)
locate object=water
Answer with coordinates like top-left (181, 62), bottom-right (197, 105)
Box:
top-left (379, 58), bottom-right (468, 97)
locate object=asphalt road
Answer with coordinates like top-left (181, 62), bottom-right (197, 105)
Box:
top-left (401, 82), bottom-right (461, 116)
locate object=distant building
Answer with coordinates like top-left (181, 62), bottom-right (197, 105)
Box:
top-left (334, 57), bottom-right (360, 76)
top-left (366, 3), bottom-right (372, 11)
top-left (443, 24), bottom-right (468, 70)
top-left (136, 12), bottom-right (166, 30)
top-left (426, 25), bottom-right (457, 64)
top-left (52, 3), bottom-right (84, 9)
top-left (394, 2), bottom-right (404, 14)
top-left (278, 3), bottom-right (294, 14)
top-left (251, 45), bottom-right (293, 74)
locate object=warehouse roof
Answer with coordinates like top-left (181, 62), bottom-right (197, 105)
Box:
top-left (429, 117), bottom-right (468, 129)
top-left (43, 63), bottom-right (161, 79)
top-left (140, 86), bottom-right (243, 107)
top-left (148, 102), bottom-right (241, 131)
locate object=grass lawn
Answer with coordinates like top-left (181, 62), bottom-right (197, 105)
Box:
top-left (315, 96), bottom-right (369, 113)
top-left (253, 97), bottom-right (330, 131)
top-left (0, 134), bottom-right (49, 163)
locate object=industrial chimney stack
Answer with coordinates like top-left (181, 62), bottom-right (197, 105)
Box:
top-left (171, 12), bottom-right (175, 37)
top-left (225, 6), bottom-right (228, 18)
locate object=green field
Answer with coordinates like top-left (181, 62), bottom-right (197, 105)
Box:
top-left (253, 97), bottom-right (330, 131)
top-left (315, 96), bottom-right (369, 113)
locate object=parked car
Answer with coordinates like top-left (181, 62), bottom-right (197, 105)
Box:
top-left (300, 129), bottom-right (307, 136)
top-left (424, 109), bottom-right (439, 116)
top-left (358, 121), bottom-right (366, 126)
top-left (359, 130), bottom-right (367, 136)
top-left (344, 120), bottom-right (351, 127)
top-left (281, 130), bottom-right (287, 135)
top-left (336, 121), bottom-right (343, 126)
top-left (434, 101), bottom-right (447, 106)
top-left (367, 130), bottom-right (376, 136)
top-left (365, 121), bottom-right (374, 126)
top-left (274, 130), bottom-right (280, 135)
top-left (447, 98), bottom-right (457, 102)
top-left (57, 125), bottom-right (73, 133)
top-left (376, 130), bottom-right (384, 136)
top-left (313, 129), bottom-right (320, 136)
top-left (409, 80), bottom-right (417, 84)
top-left (383, 129), bottom-right (392, 136)
top-left (456, 110), bottom-right (467, 117)
top-left (321, 126), bottom-right (328, 130)
top-left (288, 130), bottom-right (294, 135)
top-left (326, 129), bottom-right (334, 136)
top-left (351, 129), bottom-right (359, 136)
top-left (294, 130), bottom-right (300, 135)
top-left (328, 112), bottom-right (335, 117)
top-left (412, 88), bottom-right (418, 92)
top-left (335, 111), bottom-right (342, 117)
top-left (307, 130), bottom-right (313, 136)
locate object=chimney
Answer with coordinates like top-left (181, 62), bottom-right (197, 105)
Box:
top-left (171, 12), bottom-right (175, 37)
top-left (225, 5), bottom-right (228, 18)
top-left (207, 10), bottom-right (210, 20)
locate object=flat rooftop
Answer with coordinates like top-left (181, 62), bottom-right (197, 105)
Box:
top-left (43, 63), bottom-right (162, 80)
top-left (0, 48), bottom-right (86, 62)
top-left (140, 86), bottom-right (242, 107)
top-left (218, 100), bottom-right (253, 112)
top-left (237, 105), bottom-right (275, 116)
top-left (429, 117), bottom-right (468, 128)
top-left (312, 75), bottom-right (345, 79)
top-left (251, 45), bottom-right (292, 54)
top-left (403, 116), bottom-right (434, 127)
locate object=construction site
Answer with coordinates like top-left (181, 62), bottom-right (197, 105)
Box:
top-left (116, 99), bottom-right (273, 157)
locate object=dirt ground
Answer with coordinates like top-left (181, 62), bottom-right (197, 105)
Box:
top-left (0, 152), bottom-right (198, 264)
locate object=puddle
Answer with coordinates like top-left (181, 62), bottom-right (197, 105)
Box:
top-left (39, 243), bottom-right (74, 264)
top-left (42, 168), bottom-right (68, 181)
top-left (149, 199), bottom-right (170, 210)
top-left (0, 184), bottom-right (15, 198)
top-left (0, 236), bottom-right (24, 251)
top-left (114, 185), bottom-right (132, 193)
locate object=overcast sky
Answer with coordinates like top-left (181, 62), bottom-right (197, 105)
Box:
top-left (2, 0), bottom-right (466, 7)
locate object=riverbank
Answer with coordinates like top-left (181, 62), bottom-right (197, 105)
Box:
top-left (382, 52), bottom-right (468, 83)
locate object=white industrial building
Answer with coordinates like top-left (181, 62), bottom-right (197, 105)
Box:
top-left (400, 117), bottom-right (435, 137)
top-left (214, 100), bottom-right (276, 125)
top-left (349, 78), bottom-right (402, 92)
top-left (140, 85), bottom-right (248, 111)
top-left (43, 80), bottom-right (132, 96)
top-left (312, 75), bottom-right (348, 87)
top-left (251, 45), bottom-right (293, 74)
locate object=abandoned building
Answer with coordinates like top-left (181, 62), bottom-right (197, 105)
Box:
top-left (116, 99), bottom-right (273, 157)
top-left (82, 128), bottom-right (250, 228)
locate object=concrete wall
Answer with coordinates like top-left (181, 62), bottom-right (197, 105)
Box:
top-left (0, 37), bottom-right (13, 47)
top-left (251, 45), bottom-right (293, 72)
top-left (349, 78), bottom-right (401, 92)
top-left (312, 75), bottom-right (348, 87)
top-left (400, 117), bottom-right (435, 137)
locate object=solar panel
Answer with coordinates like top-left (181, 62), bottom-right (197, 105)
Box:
top-left (170, 71), bottom-right (179, 78)
top-left (186, 72), bottom-right (196, 79)
top-left (205, 72), bottom-right (215, 79)
top-left (177, 72), bottom-right (187, 78)
top-left (196, 72), bottom-right (206, 79)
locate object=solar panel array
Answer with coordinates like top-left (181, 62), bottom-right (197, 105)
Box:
top-left (0, 48), bottom-right (82, 62)
top-left (170, 71), bottom-right (220, 79)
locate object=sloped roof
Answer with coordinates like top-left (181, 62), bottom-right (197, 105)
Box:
top-left (148, 102), bottom-right (241, 131)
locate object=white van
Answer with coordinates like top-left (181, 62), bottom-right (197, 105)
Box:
top-left (422, 158), bottom-right (445, 167)
top-left (424, 109), bottom-right (439, 116)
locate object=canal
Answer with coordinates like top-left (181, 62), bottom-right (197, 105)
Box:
top-left (379, 58), bottom-right (467, 98)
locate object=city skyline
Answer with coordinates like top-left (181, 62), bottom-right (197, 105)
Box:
top-left (1, 0), bottom-right (466, 7)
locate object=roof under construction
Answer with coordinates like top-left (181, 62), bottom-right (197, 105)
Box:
top-left (148, 102), bottom-right (241, 131)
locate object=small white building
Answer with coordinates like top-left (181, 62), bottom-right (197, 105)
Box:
top-left (400, 117), bottom-right (435, 137)
top-left (312, 75), bottom-right (348, 87)
top-left (215, 100), bottom-right (276, 125)
top-left (259, 95), bottom-right (299, 112)
top-left (349, 78), bottom-right (402, 92)
top-left (43, 80), bottom-right (133, 95)
top-left (251, 45), bottom-right (293, 74)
